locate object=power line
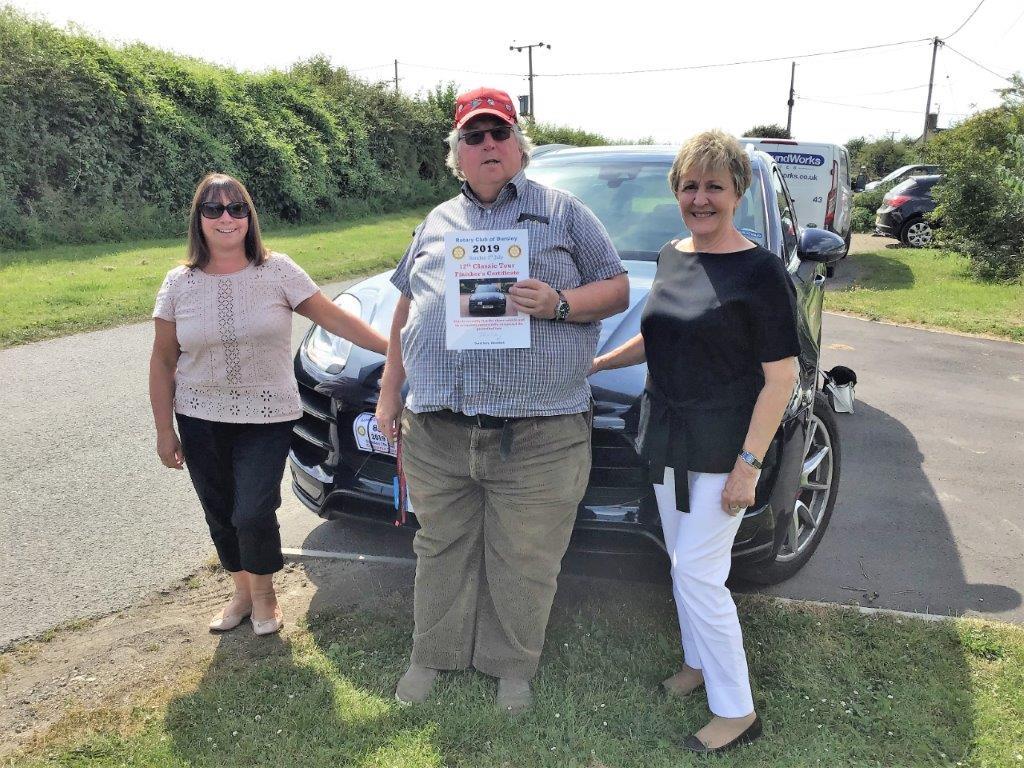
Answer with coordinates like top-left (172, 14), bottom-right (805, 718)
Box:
top-left (797, 96), bottom-right (966, 117)
top-left (535, 37), bottom-right (930, 78)
top-left (346, 63), bottom-right (393, 73)
top-left (945, 0), bottom-right (989, 39)
top-left (942, 42), bottom-right (1013, 81)
top-left (851, 84), bottom-right (930, 97)
top-left (399, 61), bottom-right (521, 77)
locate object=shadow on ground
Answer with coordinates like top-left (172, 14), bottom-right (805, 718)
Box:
top-left (744, 399), bottom-right (1021, 617)
top-left (153, 561), bottom-right (981, 767)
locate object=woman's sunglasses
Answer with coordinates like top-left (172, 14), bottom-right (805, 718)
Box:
top-left (199, 201), bottom-right (250, 219)
top-left (459, 125), bottom-right (513, 146)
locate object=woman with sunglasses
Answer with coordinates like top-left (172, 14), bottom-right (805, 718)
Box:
top-left (149, 172), bottom-right (387, 636)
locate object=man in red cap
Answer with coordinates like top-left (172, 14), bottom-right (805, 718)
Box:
top-left (377, 87), bottom-right (628, 712)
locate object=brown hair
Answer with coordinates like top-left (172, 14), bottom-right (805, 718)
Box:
top-left (668, 129), bottom-right (752, 198)
top-left (185, 173), bottom-right (268, 269)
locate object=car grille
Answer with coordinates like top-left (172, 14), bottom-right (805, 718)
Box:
top-left (292, 377), bottom-right (653, 520)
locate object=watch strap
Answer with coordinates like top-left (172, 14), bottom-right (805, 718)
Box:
top-left (738, 450), bottom-right (763, 470)
top-left (553, 289), bottom-right (570, 321)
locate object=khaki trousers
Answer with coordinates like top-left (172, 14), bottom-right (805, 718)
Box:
top-left (400, 408), bottom-right (591, 680)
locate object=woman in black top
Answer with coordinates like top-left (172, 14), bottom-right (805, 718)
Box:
top-left (591, 130), bottom-right (799, 754)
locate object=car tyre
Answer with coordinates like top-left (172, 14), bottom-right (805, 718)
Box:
top-left (734, 393), bottom-right (841, 585)
top-left (900, 217), bottom-right (933, 248)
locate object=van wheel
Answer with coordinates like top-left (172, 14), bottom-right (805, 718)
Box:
top-left (734, 393), bottom-right (841, 585)
top-left (900, 218), bottom-right (933, 248)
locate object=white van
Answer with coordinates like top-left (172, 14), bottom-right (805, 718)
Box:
top-left (742, 138), bottom-right (853, 257)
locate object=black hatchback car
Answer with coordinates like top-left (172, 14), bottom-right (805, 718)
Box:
top-left (875, 174), bottom-right (943, 247)
top-left (289, 146), bottom-right (846, 584)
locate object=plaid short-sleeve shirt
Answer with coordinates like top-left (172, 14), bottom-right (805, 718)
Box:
top-left (391, 171), bottom-right (626, 418)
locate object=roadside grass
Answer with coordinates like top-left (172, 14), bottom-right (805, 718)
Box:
top-left (8, 592), bottom-right (1023, 768)
top-left (0, 209), bottom-right (430, 348)
top-left (831, 246), bottom-right (1024, 342)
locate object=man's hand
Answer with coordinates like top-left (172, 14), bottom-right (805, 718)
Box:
top-left (508, 279), bottom-right (559, 319)
top-left (375, 386), bottom-right (404, 444)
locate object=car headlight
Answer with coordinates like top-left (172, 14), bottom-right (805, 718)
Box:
top-left (304, 292), bottom-right (363, 374)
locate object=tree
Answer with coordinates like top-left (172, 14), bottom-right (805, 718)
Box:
top-left (743, 123), bottom-right (790, 139)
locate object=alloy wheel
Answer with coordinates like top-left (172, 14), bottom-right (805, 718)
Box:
top-left (775, 412), bottom-right (834, 562)
top-left (904, 220), bottom-right (933, 247)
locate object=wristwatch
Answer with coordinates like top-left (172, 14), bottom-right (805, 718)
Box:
top-left (738, 450), bottom-right (763, 470)
top-left (553, 289), bottom-right (570, 322)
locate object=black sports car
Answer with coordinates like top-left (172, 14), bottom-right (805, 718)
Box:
top-left (289, 146), bottom-right (846, 584)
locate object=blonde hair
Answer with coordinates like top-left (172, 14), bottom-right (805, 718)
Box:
top-left (186, 173), bottom-right (268, 269)
top-left (668, 129), bottom-right (752, 197)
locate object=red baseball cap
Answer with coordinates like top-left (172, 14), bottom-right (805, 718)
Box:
top-left (453, 87), bottom-right (518, 129)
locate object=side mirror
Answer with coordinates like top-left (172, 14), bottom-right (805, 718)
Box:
top-left (798, 227), bottom-right (846, 263)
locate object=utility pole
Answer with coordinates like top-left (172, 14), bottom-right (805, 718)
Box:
top-left (394, 59), bottom-right (399, 94)
top-left (510, 42), bottom-right (550, 120)
top-left (786, 62), bottom-right (796, 137)
top-left (922, 37), bottom-right (942, 143)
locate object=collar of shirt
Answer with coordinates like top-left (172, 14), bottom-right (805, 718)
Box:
top-left (460, 170), bottom-right (528, 211)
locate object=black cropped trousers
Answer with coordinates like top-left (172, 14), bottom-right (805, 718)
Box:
top-left (176, 413), bottom-right (295, 575)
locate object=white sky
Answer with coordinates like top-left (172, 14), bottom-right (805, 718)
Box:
top-left (12, 0), bottom-right (1023, 146)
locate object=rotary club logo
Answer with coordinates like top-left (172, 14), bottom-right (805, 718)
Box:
top-left (452, 246), bottom-right (466, 259)
top-left (508, 245), bottom-right (522, 258)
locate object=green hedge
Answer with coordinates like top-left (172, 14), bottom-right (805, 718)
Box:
top-left (0, 9), bottom-right (455, 250)
top-left (925, 77), bottom-right (1024, 282)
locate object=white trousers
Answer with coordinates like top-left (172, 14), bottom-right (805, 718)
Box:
top-left (654, 467), bottom-right (755, 717)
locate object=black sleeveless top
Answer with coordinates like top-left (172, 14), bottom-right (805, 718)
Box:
top-left (636, 242), bottom-right (800, 511)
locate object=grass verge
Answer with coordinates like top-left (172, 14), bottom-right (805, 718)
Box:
top-left (7, 592), bottom-right (1023, 767)
top-left (831, 247), bottom-right (1024, 342)
top-left (0, 209), bottom-right (430, 348)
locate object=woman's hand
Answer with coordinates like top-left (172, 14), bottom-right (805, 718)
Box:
top-left (375, 386), bottom-right (404, 445)
top-left (721, 458), bottom-right (759, 515)
top-left (589, 357), bottom-right (604, 376)
top-left (157, 429), bottom-right (185, 469)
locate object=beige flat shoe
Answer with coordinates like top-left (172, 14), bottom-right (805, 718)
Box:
top-left (208, 610), bottom-right (251, 632)
top-left (250, 609), bottom-right (284, 636)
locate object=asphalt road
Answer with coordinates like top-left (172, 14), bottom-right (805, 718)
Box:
top-left (2, 275), bottom-right (1022, 648)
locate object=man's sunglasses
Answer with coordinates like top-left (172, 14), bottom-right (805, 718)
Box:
top-left (459, 125), bottom-right (514, 146)
top-left (199, 201), bottom-right (250, 219)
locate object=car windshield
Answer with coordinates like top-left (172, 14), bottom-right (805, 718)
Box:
top-left (526, 156), bottom-right (767, 261)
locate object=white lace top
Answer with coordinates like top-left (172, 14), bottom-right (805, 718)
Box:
top-left (153, 252), bottom-right (319, 424)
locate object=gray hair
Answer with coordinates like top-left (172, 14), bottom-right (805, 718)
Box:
top-left (445, 123), bottom-right (535, 180)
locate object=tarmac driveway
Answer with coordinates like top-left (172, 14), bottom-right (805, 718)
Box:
top-left (2, 271), bottom-right (1022, 649)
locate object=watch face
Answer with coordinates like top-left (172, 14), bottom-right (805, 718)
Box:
top-left (556, 300), bottom-right (570, 320)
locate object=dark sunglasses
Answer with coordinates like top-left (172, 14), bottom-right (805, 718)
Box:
top-left (459, 125), bottom-right (514, 146)
top-left (199, 201), bottom-right (250, 220)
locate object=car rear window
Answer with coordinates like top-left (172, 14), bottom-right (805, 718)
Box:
top-left (527, 158), bottom-right (767, 261)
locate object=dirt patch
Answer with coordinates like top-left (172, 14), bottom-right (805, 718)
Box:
top-left (0, 557), bottom-right (416, 760)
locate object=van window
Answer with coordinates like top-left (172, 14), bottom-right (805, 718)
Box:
top-left (839, 149), bottom-right (850, 187)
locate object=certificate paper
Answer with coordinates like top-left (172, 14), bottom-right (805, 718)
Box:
top-left (444, 229), bottom-right (530, 350)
